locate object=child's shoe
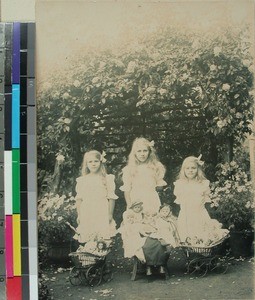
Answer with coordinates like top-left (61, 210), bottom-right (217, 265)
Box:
top-left (159, 266), bottom-right (165, 274)
top-left (146, 266), bottom-right (152, 276)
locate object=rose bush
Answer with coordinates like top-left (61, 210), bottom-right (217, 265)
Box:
top-left (38, 193), bottom-right (77, 245)
top-left (210, 161), bottom-right (254, 231)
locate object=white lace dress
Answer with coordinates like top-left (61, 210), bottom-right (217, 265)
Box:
top-left (75, 174), bottom-right (118, 243)
top-left (120, 163), bottom-right (167, 214)
top-left (174, 179), bottom-right (228, 245)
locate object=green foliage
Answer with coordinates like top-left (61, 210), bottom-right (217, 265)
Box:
top-left (210, 161), bottom-right (254, 231)
top-left (38, 194), bottom-right (78, 244)
top-left (37, 25), bottom-right (254, 193)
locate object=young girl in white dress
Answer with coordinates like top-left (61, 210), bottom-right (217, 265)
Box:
top-left (120, 137), bottom-right (167, 214)
top-left (174, 155), bottom-right (229, 246)
top-left (75, 150), bottom-right (118, 243)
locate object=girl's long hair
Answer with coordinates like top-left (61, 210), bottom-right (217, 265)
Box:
top-left (178, 156), bottom-right (206, 182)
top-left (127, 137), bottom-right (165, 178)
top-left (81, 150), bottom-right (107, 177)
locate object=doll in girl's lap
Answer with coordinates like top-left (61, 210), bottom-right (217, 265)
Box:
top-left (174, 155), bottom-right (229, 246)
top-left (119, 201), bottom-right (146, 262)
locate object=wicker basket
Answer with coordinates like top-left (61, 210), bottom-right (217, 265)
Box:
top-left (181, 235), bottom-right (229, 257)
top-left (69, 252), bottom-right (105, 267)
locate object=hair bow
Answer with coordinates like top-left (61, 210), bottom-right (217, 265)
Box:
top-left (149, 140), bottom-right (155, 147)
top-left (101, 151), bottom-right (107, 163)
top-left (196, 154), bottom-right (204, 166)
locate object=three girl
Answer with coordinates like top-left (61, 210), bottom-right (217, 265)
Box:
top-left (75, 140), bottom-right (228, 274)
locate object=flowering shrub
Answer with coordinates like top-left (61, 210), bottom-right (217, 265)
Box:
top-left (38, 193), bottom-right (77, 244)
top-left (37, 25), bottom-right (254, 194)
top-left (210, 161), bottom-right (254, 231)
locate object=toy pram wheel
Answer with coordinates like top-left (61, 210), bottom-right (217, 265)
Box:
top-left (209, 256), bottom-right (228, 274)
top-left (86, 266), bottom-right (102, 287)
top-left (69, 267), bottom-right (83, 286)
top-left (187, 258), bottom-right (208, 277)
top-left (102, 262), bottom-right (113, 283)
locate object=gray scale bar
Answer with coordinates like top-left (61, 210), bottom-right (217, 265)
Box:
top-left (0, 134), bottom-right (3, 162)
top-left (0, 220), bottom-right (4, 248)
top-left (0, 248), bottom-right (5, 276)
top-left (0, 49), bottom-right (4, 76)
top-left (27, 192), bottom-right (36, 220)
top-left (0, 206), bottom-right (3, 219)
top-left (0, 23), bottom-right (5, 48)
top-left (0, 165), bottom-right (3, 191)
top-left (0, 192), bottom-right (3, 206)
top-left (0, 276), bottom-right (5, 300)
top-left (27, 106), bottom-right (36, 135)
top-left (0, 105), bottom-right (3, 134)
top-left (27, 23), bottom-right (35, 78)
top-left (27, 135), bottom-right (36, 163)
top-left (27, 78), bottom-right (35, 106)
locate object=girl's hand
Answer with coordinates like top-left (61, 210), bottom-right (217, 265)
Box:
top-left (109, 215), bottom-right (113, 223)
top-left (77, 217), bottom-right (80, 225)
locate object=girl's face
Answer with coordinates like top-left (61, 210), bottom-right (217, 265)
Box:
top-left (184, 161), bottom-right (198, 179)
top-left (159, 206), bottom-right (170, 218)
top-left (86, 154), bottom-right (101, 174)
top-left (135, 144), bottom-right (149, 163)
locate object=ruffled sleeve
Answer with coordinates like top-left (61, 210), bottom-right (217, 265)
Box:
top-left (202, 180), bottom-right (211, 203)
top-left (106, 174), bottom-right (118, 200)
top-left (155, 162), bottom-right (167, 187)
top-left (75, 176), bottom-right (83, 199)
top-left (119, 166), bottom-right (132, 192)
top-left (173, 179), bottom-right (183, 204)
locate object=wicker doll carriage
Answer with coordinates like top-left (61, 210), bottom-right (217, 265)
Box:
top-left (180, 234), bottom-right (230, 277)
top-left (68, 249), bottom-right (113, 287)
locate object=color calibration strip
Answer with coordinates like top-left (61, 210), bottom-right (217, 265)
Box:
top-left (0, 23), bottom-right (6, 300)
top-left (0, 22), bottom-right (37, 300)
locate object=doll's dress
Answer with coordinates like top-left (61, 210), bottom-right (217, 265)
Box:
top-left (75, 174), bottom-right (118, 243)
top-left (174, 179), bottom-right (227, 244)
top-left (153, 216), bottom-right (179, 247)
top-left (120, 163), bottom-right (167, 214)
top-left (119, 210), bottom-right (146, 258)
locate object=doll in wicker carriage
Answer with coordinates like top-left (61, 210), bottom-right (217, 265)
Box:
top-left (174, 155), bottom-right (229, 247)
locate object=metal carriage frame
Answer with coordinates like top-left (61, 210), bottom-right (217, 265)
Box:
top-left (180, 236), bottom-right (230, 277)
top-left (68, 251), bottom-right (113, 287)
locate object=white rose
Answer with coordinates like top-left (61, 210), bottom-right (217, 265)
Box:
top-left (62, 92), bottom-right (69, 99)
top-left (92, 77), bottom-right (100, 84)
top-left (126, 61), bottom-right (136, 73)
top-left (56, 154), bottom-right (65, 162)
top-left (213, 47), bottom-right (221, 56)
top-left (210, 64), bottom-right (217, 71)
top-left (73, 80), bottom-right (81, 88)
top-left (222, 83), bottom-right (230, 91)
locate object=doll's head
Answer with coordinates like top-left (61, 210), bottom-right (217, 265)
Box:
top-left (81, 150), bottom-right (107, 176)
top-left (97, 240), bottom-right (107, 251)
top-left (129, 201), bottom-right (143, 213)
top-left (159, 204), bottom-right (171, 218)
top-left (124, 211), bottom-right (135, 224)
top-left (143, 211), bottom-right (157, 223)
top-left (128, 137), bottom-right (158, 165)
top-left (178, 155), bottom-right (206, 181)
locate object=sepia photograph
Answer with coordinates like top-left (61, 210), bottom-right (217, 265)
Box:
top-left (36, 1), bottom-right (254, 299)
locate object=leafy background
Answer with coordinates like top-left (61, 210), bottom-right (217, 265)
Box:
top-left (37, 25), bottom-right (254, 196)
